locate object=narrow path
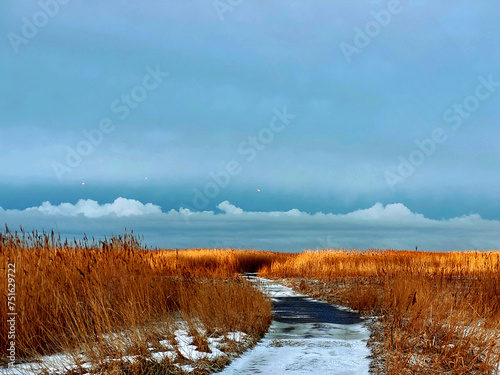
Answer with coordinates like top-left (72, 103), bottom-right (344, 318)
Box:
top-left (220, 277), bottom-right (371, 374)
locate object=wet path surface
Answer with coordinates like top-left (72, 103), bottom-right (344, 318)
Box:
top-left (220, 277), bottom-right (370, 374)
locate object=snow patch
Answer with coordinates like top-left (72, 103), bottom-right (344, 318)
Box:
top-left (2, 324), bottom-right (249, 374)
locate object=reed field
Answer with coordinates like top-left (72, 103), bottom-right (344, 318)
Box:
top-left (259, 250), bottom-right (500, 375)
top-left (2, 227), bottom-right (499, 375)
top-left (0, 228), bottom-right (275, 374)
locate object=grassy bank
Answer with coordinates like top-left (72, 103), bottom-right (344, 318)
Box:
top-left (0, 228), bottom-right (273, 373)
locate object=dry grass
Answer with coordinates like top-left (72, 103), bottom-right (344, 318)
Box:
top-left (260, 249), bottom-right (500, 375)
top-left (0, 227), bottom-right (273, 373)
top-left (3, 227), bottom-right (499, 374)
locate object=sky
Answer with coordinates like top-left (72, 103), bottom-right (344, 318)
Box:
top-left (1, 0), bottom-right (499, 251)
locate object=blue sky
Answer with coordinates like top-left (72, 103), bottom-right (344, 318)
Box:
top-left (1, 0), bottom-right (499, 250)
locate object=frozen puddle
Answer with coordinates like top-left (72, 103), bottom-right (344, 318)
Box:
top-left (220, 277), bottom-right (371, 375)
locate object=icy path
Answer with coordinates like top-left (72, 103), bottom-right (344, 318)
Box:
top-left (220, 277), bottom-right (371, 375)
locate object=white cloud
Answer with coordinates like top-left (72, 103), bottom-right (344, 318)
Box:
top-left (24, 198), bottom-right (162, 218)
top-left (267, 208), bottom-right (305, 217)
top-left (214, 202), bottom-right (304, 218)
top-left (0, 198), bottom-right (493, 227)
top-left (217, 201), bottom-right (243, 215)
top-left (1, 198), bottom-right (499, 251)
top-left (343, 202), bottom-right (426, 222)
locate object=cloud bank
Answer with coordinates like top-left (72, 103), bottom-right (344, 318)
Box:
top-left (24, 198), bottom-right (162, 218)
top-left (1, 198), bottom-right (499, 251)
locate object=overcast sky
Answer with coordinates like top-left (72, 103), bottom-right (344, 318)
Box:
top-left (1, 0), bottom-right (499, 251)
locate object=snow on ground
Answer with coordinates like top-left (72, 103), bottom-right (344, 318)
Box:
top-left (221, 277), bottom-right (371, 375)
top-left (1, 326), bottom-right (247, 375)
